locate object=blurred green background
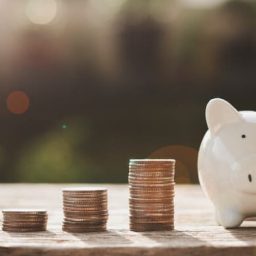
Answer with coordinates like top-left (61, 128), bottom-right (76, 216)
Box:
top-left (0, 0), bottom-right (255, 183)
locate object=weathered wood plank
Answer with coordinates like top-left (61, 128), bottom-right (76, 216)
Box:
top-left (0, 184), bottom-right (256, 256)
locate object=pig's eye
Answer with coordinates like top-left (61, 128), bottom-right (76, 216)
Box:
top-left (241, 134), bottom-right (246, 139)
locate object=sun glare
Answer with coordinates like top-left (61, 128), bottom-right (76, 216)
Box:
top-left (25, 0), bottom-right (57, 25)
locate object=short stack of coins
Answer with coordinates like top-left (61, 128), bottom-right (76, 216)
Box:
top-left (2, 209), bottom-right (48, 232)
top-left (62, 187), bottom-right (108, 233)
top-left (129, 159), bottom-right (175, 232)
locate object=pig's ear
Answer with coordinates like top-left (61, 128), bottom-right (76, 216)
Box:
top-left (206, 98), bottom-right (242, 134)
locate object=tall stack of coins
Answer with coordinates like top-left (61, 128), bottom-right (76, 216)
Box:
top-left (129, 159), bottom-right (175, 232)
top-left (62, 187), bottom-right (108, 233)
top-left (2, 209), bottom-right (48, 232)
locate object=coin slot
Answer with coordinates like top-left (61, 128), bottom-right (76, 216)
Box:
top-left (248, 174), bottom-right (252, 182)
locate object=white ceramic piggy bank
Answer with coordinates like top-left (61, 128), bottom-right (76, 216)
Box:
top-left (198, 98), bottom-right (256, 228)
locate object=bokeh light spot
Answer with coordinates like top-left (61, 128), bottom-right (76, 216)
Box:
top-left (25, 0), bottom-right (57, 25)
top-left (62, 124), bottom-right (68, 129)
top-left (7, 91), bottom-right (30, 115)
top-left (181, 0), bottom-right (225, 8)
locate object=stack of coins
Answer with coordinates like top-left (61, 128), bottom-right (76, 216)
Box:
top-left (62, 187), bottom-right (108, 233)
top-left (129, 159), bottom-right (175, 232)
top-left (2, 209), bottom-right (48, 232)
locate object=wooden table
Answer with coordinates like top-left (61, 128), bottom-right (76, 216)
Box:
top-left (0, 184), bottom-right (256, 256)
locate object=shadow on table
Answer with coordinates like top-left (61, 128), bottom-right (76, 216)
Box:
top-left (4, 229), bottom-right (207, 248)
top-left (139, 229), bottom-right (206, 247)
top-left (70, 229), bottom-right (206, 247)
top-left (3, 230), bottom-right (56, 237)
top-left (71, 230), bottom-right (133, 246)
top-left (227, 224), bottom-right (256, 244)
top-left (4, 230), bottom-right (133, 246)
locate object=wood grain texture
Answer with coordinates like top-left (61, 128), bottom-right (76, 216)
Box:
top-left (0, 184), bottom-right (256, 256)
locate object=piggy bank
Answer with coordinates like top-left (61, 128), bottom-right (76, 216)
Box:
top-left (198, 98), bottom-right (256, 228)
